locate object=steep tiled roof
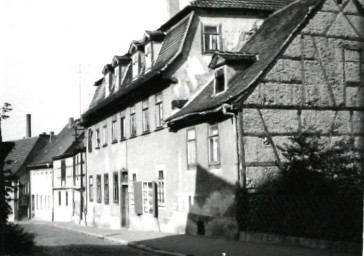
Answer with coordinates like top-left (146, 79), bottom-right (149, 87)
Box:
top-left (28, 121), bottom-right (81, 168)
top-left (82, 14), bottom-right (193, 124)
top-left (190, 0), bottom-right (294, 11)
top-left (3, 136), bottom-right (48, 175)
top-left (167, 0), bottom-right (322, 123)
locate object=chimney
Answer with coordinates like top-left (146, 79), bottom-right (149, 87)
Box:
top-left (49, 131), bottom-right (55, 143)
top-left (166, 0), bottom-right (180, 18)
top-left (68, 118), bottom-right (74, 129)
top-left (26, 114), bottom-right (31, 138)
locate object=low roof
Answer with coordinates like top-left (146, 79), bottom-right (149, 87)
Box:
top-left (27, 121), bottom-right (82, 168)
top-left (209, 52), bottom-right (257, 69)
top-left (166, 0), bottom-right (322, 123)
top-left (3, 136), bottom-right (48, 175)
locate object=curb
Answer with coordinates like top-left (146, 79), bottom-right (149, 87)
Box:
top-left (48, 223), bottom-right (191, 256)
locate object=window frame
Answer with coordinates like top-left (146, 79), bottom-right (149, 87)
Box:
top-left (61, 160), bottom-right (66, 186)
top-left (104, 173), bottom-right (109, 205)
top-left (132, 52), bottom-right (140, 80)
top-left (95, 129), bottom-right (100, 149)
top-left (145, 42), bottom-right (153, 71)
top-left (113, 172), bottom-right (119, 204)
top-left (202, 24), bottom-right (221, 54)
top-left (155, 93), bottom-right (163, 129)
top-left (157, 170), bottom-right (166, 207)
top-left (214, 67), bottom-right (226, 94)
top-left (88, 129), bottom-right (93, 153)
top-left (120, 116), bottom-right (126, 140)
top-left (96, 175), bottom-right (102, 203)
top-left (102, 124), bottom-right (108, 147)
top-left (58, 192), bottom-right (61, 206)
top-left (142, 99), bottom-right (150, 133)
top-left (208, 124), bottom-right (220, 166)
top-left (186, 128), bottom-right (197, 168)
top-left (130, 105), bottom-right (137, 137)
top-left (89, 175), bottom-right (94, 202)
top-left (112, 118), bottom-right (118, 143)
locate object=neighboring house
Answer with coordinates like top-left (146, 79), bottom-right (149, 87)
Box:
top-left (53, 133), bottom-right (86, 223)
top-left (27, 118), bottom-right (85, 222)
top-left (3, 128), bottom-right (50, 221)
top-left (81, 0), bottom-right (293, 236)
top-left (167, 0), bottom-right (364, 237)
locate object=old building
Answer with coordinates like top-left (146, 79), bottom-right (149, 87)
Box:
top-left (27, 118), bottom-right (84, 222)
top-left (3, 114), bottom-right (50, 221)
top-left (81, 0), bottom-right (294, 236)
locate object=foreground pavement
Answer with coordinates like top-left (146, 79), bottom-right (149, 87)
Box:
top-left (20, 223), bottom-right (155, 256)
top-left (19, 220), bottom-right (359, 256)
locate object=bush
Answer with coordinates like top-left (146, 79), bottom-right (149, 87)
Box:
top-left (0, 223), bottom-right (35, 255)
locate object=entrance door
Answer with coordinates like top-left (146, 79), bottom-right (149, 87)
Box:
top-left (121, 185), bottom-right (129, 227)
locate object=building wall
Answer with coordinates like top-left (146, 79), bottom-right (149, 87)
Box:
top-left (53, 152), bottom-right (85, 223)
top-left (242, 0), bottom-right (364, 189)
top-left (30, 168), bottom-right (53, 221)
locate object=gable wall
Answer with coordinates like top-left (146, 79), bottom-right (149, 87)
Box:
top-left (241, 0), bottom-right (364, 189)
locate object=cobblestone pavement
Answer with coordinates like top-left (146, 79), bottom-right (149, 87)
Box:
top-left (20, 223), bottom-right (155, 256)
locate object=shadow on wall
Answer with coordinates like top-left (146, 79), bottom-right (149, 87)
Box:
top-left (185, 164), bottom-right (238, 239)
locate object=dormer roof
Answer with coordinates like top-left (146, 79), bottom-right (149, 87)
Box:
top-left (142, 31), bottom-right (166, 44)
top-left (112, 55), bottom-right (131, 67)
top-left (102, 64), bottom-right (113, 75)
top-left (209, 51), bottom-right (257, 69)
top-left (128, 40), bottom-right (145, 55)
top-left (94, 77), bottom-right (104, 87)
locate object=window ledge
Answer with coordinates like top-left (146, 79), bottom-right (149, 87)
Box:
top-left (102, 144), bottom-right (108, 148)
top-left (95, 147), bottom-right (100, 150)
top-left (129, 135), bottom-right (137, 139)
top-left (187, 164), bottom-right (197, 170)
top-left (142, 131), bottom-right (150, 136)
top-left (120, 138), bottom-right (127, 142)
top-left (111, 140), bottom-right (118, 144)
top-left (209, 163), bottom-right (221, 169)
top-left (155, 126), bottom-right (165, 132)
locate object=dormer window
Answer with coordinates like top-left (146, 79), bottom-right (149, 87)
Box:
top-left (132, 53), bottom-right (140, 80)
top-left (214, 68), bottom-right (225, 94)
top-left (203, 24), bottom-right (221, 53)
top-left (114, 66), bottom-right (120, 89)
top-left (145, 43), bottom-right (153, 71)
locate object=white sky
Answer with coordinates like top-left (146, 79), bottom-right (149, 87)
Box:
top-left (0, 0), bottom-right (174, 141)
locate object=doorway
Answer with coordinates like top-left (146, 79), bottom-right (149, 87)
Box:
top-left (121, 185), bottom-right (129, 227)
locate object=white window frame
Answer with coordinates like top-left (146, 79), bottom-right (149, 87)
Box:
top-left (202, 24), bottom-right (221, 53)
top-left (208, 124), bottom-right (220, 165)
top-left (145, 42), bottom-right (153, 71)
top-left (132, 53), bottom-right (140, 80)
top-left (130, 105), bottom-right (137, 137)
top-left (142, 99), bottom-right (150, 133)
top-left (155, 93), bottom-right (163, 128)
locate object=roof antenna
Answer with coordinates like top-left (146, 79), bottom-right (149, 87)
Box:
top-left (79, 64), bottom-right (82, 117)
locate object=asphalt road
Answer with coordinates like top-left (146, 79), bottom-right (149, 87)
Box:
top-left (19, 223), bottom-right (155, 256)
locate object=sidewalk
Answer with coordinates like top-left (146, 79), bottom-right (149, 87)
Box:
top-left (21, 220), bottom-right (359, 256)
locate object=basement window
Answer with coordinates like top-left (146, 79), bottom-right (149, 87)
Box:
top-left (214, 68), bottom-right (226, 94)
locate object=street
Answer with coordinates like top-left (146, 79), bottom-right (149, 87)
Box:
top-left (19, 223), bottom-right (155, 256)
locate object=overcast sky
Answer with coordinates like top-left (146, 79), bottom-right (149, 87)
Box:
top-left (0, 0), bottom-right (175, 141)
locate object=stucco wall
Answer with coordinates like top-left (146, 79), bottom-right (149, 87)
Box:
top-left (242, 0), bottom-right (364, 189)
top-left (30, 168), bottom-right (53, 221)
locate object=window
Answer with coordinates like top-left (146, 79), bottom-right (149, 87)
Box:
top-left (88, 129), bottom-right (93, 153)
top-left (214, 68), bottom-right (225, 94)
top-left (142, 99), bottom-right (150, 133)
top-left (142, 182), bottom-right (156, 215)
top-left (208, 125), bottom-right (220, 165)
top-left (97, 175), bottom-right (101, 203)
top-left (112, 117), bottom-right (117, 143)
top-left (104, 174), bottom-right (109, 205)
top-left (102, 125), bottom-right (108, 146)
top-left (120, 117), bottom-right (126, 140)
top-left (130, 105), bottom-right (137, 137)
top-left (31, 195), bottom-right (34, 211)
top-left (89, 176), bottom-right (94, 202)
top-left (66, 192), bottom-right (68, 206)
top-left (113, 172), bottom-right (119, 204)
top-left (145, 43), bottom-right (153, 70)
top-left (36, 195), bottom-right (38, 209)
top-left (40, 195), bottom-right (42, 209)
top-left (155, 94), bottom-right (163, 128)
top-left (95, 129), bottom-right (100, 148)
top-left (73, 156), bottom-right (76, 186)
top-left (187, 128), bottom-right (197, 166)
top-left (202, 25), bottom-right (221, 53)
top-left (157, 170), bottom-right (165, 206)
top-left (59, 192), bottom-right (61, 206)
top-left (61, 160), bottom-right (66, 186)
top-left (114, 66), bottom-right (120, 88)
top-left (132, 53), bottom-right (140, 79)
